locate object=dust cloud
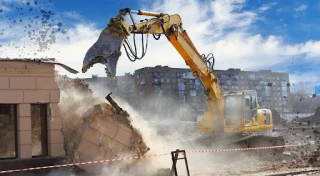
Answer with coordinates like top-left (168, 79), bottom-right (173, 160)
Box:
top-left (49, 77), bottom-right (320, 176)
top-left (86, 82), bottom-right (262, 176)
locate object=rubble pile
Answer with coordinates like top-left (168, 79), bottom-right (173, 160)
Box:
top-left (67, 103), bottom-right (150, 173)
top-left (57, 75), bottom-right (149, 173)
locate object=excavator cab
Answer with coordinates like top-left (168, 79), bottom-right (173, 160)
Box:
top-left (224, 90), bottom-right (258, 127)
top-left (223, 90), bottom-right (274, 134)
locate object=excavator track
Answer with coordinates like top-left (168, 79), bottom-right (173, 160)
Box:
top-left (233, 134), bottom-right (286, 156)
top-left (189, 133), bottom-right (285, 157)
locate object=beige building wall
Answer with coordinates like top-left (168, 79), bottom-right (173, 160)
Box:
top-left (0, 60), bottom-right (65, 159)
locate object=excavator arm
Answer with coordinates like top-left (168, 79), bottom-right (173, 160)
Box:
top-left (82, 8), bottom-right (224, 133)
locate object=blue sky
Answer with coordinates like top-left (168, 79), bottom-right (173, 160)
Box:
top-left (0, 0), bottom-right (319, 86)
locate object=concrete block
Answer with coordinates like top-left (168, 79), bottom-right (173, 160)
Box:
top-left (122, 146), bottom-right (131, 155)
top-left (18, 144), bottom-right (32, 159)
top-left (96, 134), bottom-right (113, 151)
top-left (77, 140), bottom-right (105, 159)
top-left (10, 77), bottom-right (36, 89)
top-left (119, 124), bottom-right (133, 133)
top-left (0, 77), bottom-right (9, 89)
top-left (37, 77), bottom-right (58, 89)
top-left (83, 128), bottom-right (101, 144)
top-left (18, 130), bottom-right (32, 145)
top-left (48, 130), bottom-right (64, 144)
top-left (48, 143), bottom-right (65, 157)
top-left (50, 103), bottom-right (60, 117)
top-left (95, 135), bottom-right (124, 157)
top-left (50, 90), bottom-right (60, 103)
top-left (48, 117), bottom-right (62, 130)
top-left (0, 90), bottom-right (23, 103)
top-left (103, 151), bottom-right (114, 160)
top-left (18, 104), bottom-right (31, 117)
top-left (17, 116), bottom-right (31, 131)
top-left (23, 90), bottom-right (49, 103)
top-left (114, 128), bottom-right (132, 147)
top-left (109, 141), bottom-right (124, 157)
top-left (90, 117), bottom-right (119, 138)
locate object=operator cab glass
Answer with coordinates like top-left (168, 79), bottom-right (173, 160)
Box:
top-left (244, 91), bottom-right (258, 123)
top-left (224, 91), bottom-right (258, 126)
top-left (224, 94), bottom-right (243, 126)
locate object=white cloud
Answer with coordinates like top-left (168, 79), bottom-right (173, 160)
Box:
top-left (295, 4), bottom-right (308, 12)
top-left (258, 2), bottom-right (277, 12)
top-left (0, 0), bottom-right (319, 86)
top-left (290, 71), bottom-right (320, 87)
top-left (64, 11), bottom-right (82, 20)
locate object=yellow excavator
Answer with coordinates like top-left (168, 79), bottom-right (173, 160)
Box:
top-left (82, 8), bottom-right (284, 149)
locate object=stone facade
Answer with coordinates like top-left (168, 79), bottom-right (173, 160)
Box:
top-left (0, 59), bottom-right (65, 160)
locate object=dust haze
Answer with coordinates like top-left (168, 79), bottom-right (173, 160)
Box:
top-left (84, 81), bottom-right (274, 176)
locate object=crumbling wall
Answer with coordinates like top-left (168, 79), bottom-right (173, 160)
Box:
top-left (57, 76), bottom-right (149, 173)
top-left (70, 103), bottom-right (149, 173)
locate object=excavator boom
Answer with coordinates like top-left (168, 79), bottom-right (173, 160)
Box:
top-left (82, 8), bottom-right (224, 133)
top-left (82, 8), bottom-right (281, 141)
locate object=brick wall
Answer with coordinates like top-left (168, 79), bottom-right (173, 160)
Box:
top-left (0, 60), bottom-right (65, 159)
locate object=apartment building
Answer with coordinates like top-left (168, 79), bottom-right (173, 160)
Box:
top-left (135, 66), bottom-right (290, 113)
top-left (85, 66), bottom-right (291, 117)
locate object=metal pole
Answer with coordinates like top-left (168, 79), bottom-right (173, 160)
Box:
top-left (170, 150), bottom-right (179, 176)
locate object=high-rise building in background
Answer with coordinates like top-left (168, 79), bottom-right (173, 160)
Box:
top-left (84, 66), bottom-right (291, 118)
top-left (134, 66), bottom-right (206, 120)
top-left (316, 86), bottom-right (320, 96)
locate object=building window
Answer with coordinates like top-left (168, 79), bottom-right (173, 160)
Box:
top-left (190, 90), bottom-right (196, 96)
top-left (31, 104), bottom-right (48, 157)
top-left (0, 105), bottom-right (17, 159)
top-left (249, 74), bottom-right (255, 79)
top-left (282, 91), bottom-right (288, 96)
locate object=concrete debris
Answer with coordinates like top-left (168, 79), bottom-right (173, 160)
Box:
top-left (58, 76), bottom-right (149, 174)
top-left (69, 103), bottom-right (149, 173)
